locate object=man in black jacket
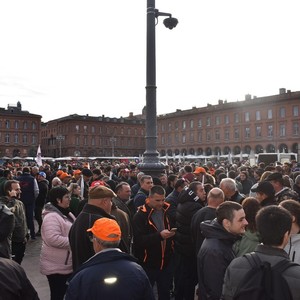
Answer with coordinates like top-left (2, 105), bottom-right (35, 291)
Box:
top-left (69, 185), bottom-right (128, 271)
top-left (197, 201), bottom-right (248, 300)
top-left (222, 205), bottom-right (300, 300)
top-left (133, 185), bottom-right (175, 300)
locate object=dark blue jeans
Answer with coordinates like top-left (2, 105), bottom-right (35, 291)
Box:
top-left (144, 263), bottom-right (173, 300)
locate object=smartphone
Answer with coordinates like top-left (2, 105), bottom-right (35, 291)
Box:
top-left (170, 228), bottom-right (177, 232)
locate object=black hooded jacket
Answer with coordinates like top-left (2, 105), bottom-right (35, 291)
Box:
top-left (175, 187), bottom-right (204, 256)
top-left (197, 219), bottom-right (240, 300)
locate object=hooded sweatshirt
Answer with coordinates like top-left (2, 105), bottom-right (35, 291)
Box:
top-left (285, 233), bottom-right (300, 264)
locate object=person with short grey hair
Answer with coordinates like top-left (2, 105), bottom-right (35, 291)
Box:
top-left (66, 218), bottom-right (154, 300)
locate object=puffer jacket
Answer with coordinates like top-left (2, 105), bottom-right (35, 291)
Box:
top-left (284, 233), bottom-right (300, 264)
top-left (198, 219), bottom-right (240, 300)
top-left (40, 203), bottom-right (75, 275)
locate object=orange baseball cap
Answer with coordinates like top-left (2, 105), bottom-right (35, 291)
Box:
top-left (73, 170), bottom-right (82, 175)
top-left (193, 167), bottom-right (206, 174)
top-left (60, 172), bottom-right (71, 180)
top-left (87, 218), bottom-right (121, 242)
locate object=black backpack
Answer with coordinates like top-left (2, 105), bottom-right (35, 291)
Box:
top-left (233, 252), bottom-right (297, 300)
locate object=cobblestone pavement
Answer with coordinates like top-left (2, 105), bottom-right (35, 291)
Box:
top-left (22, 237), bottom-right (50, 300)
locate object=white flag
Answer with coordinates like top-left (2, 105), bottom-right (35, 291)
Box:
top-left (36, 145), bottom-right (42, 167)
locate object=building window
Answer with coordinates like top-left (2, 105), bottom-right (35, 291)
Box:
top-left (168, 122), bottom-right (172, 131)
top-left (215, 116), bottom-right (220, 125)
top-left (91, 126), bottom-right (95, 133)
top-left (84, 126), bottom-right (87, 133)
top-left (175, 133), bottom-right (179, 143)
top-left (168, 135), bottom-right (172, 145)
top-left (198, 119), bottom-right (202, 128)
top-left (32, 135), bottom-right (37, 145)
top-left (14, 134), bottom-right (18, 144)
top-left (206, 131), bottom-right (211, 141)
top-left (224, 128), bottom-right (230, 140)
top-left (182, 120), bottom-right (186, 130)
top-left (5, 134), bottom-right (10, 143)
top-left (190, 119), bottom-right (194, 129)
top-left (268, 125), bottom-right (273, 137)
top-left (234, 113), bottom-right (239, 123)
top-left (206, 117), bottom-right (211, 127)
top-left (5, 120), bottom-right (10, 129)
top-left (23, 121), bottom-right (28, 130)
top-left (91, 137), bottom-right (95, 146)
top-left (76, 136), bottom-right (80, 146)
top-left (256, 126), bottom-right (262, 137)
top-left (293, 106), bottom-right (299, 117)
top-left (198, 131), bottom-right (202, 142)
top-left (267, 109), bottom-right (273, 119)
top-left (175, 122), bottom-right (178, 130)
top-left (182, 134), bottom-right (186, 143)
top-left (245, 127), bottom-right (250, 138)
top-left (255, 111), bottom-right (261, 121)
top-left (224, 115), bottom-right (229, 124)
top-left (190, 132), bottom-right (194, 142)
top-left (161, 123), bottom-right (165, 132)
top-left (23, 134), bottom-right (27, 144)
top-left (75, 125), bottom-right (79, 133)
top-left (15, 121), bottom-right (19, 129)
top-left (135, 128), bottom-right (138, 135)
top-left (161, 135), bottom-right (165, 145)
top-left (215, 129), bottom-right (220, 141)
top-left (293, 122), bottom-right (299, 135)
top-left (245, 112), bottom-right (250, 122)
top-left (234, 128), bottom-right (239, 139)
top-left (279, 107), bottom-right (286, 118)
top-left (84, 136), bottom-right (88, 145)
top-left (32, 122), bottom-right (37, 130)
top-left (279, 124), bottom-right (286, 136)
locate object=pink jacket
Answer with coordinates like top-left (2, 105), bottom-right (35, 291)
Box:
top-left (40, 203), bottom-right (75, 275)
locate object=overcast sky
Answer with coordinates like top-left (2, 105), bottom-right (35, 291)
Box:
top-left (1, 0), bottom-right (299, 122)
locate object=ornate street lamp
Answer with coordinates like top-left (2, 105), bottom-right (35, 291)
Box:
top-left (138, 0), bottom-right (178, 177)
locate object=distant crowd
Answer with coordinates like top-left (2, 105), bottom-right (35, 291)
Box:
top-left (1, 158), bottom-right (300, 299)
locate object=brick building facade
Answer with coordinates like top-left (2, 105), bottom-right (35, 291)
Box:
top-left (41, 113), bottom-right (145, 158)
top-left (157, 88), bottom-right (300, 158)
top-left (0, 102), bottom-right (42, 158)
top-left (1, 88), bottom-right (300, 161)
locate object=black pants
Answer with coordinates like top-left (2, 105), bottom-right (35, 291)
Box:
top-left (144, 263), bottom-right (173, 300)
top-left (12, 241), bottom-right (26, 264)
top-left (173, 252), bottom-right (198, 300)
top-left (47, 273), bottom-right (71, 300)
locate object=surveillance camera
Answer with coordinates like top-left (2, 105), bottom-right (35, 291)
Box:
top-left (163, 17), bottom-right (178, 30)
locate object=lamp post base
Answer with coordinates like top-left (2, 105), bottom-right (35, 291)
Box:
top-left (138, 153), bottom-right (165, 178)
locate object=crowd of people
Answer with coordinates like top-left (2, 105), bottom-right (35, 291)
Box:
top-left (1, 157), bottom-right (300, 299)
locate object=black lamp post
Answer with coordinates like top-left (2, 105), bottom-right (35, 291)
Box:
top-left (138, 0), bottom-right (178, 177)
